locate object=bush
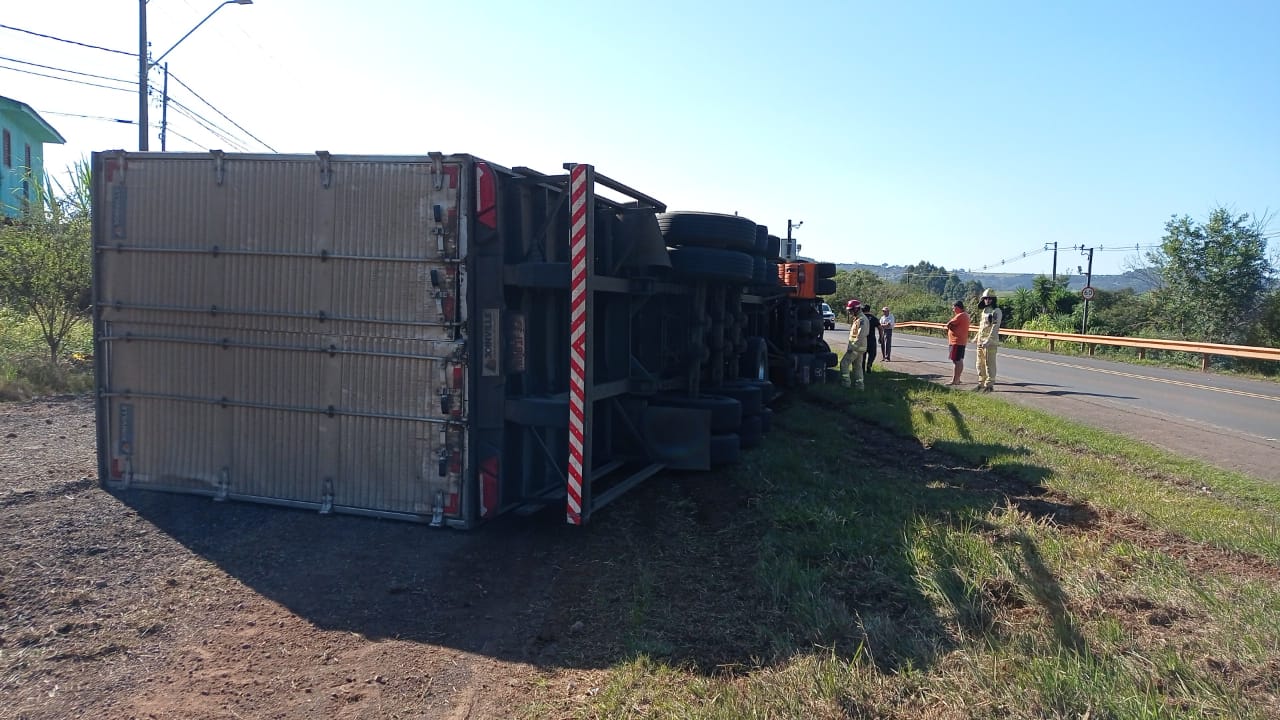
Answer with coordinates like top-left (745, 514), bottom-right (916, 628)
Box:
top-left (0, 307), bottom-right (93, 399)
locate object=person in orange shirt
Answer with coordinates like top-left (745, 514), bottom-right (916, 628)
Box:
top-left (945, 301), bottom-right (970, 385)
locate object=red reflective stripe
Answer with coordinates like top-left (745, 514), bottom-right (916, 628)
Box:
top-left (566, 165), bottom-right (589, 525)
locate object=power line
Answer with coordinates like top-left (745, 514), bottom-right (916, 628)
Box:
top-left (0, 54), bottom-right (134, 86)
top-left (0, 24), bottom-right (133, 57)
top-left (166, 98), bottom-right (252, 151)
top-left (1093, 244), bottom-right (1160, 252)
top-left (162, 125), bottom-right (205, 149)
top-left (167, 70), bottom-right (276, 152)
top-left (39, 110), bottom-right (135, 124)
top-left (977, 246), bottom-right (1051, 271)
top-left (0, 62), bottom-right (134, 93)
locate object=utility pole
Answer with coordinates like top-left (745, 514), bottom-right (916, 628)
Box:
top-left (1046, 241), bottom-right (1058, 285)
top-left (138, 0), bottom-right (148, 151)
top-left (160, 63), bottom-right (169, 151)
top-left (1080, 246), bottom-right (1094, 334)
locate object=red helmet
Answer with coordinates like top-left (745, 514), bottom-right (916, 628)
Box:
top-left (845, 299), bottom-right (860, 312)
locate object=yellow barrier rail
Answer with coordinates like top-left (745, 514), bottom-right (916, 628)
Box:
top-left (894, 322), bottom-right (1280, 371)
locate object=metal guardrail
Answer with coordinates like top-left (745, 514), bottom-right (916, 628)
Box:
top-left (895, 322), bottom-right (1280, 371)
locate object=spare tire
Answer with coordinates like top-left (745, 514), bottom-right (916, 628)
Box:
top-left (816, 278), bottom-right (838, 296)
top-left (815, 262), bottom-right (838, 279)
top-left (658, 211), bottom-right (757, 253)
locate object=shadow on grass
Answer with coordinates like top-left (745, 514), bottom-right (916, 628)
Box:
top-left (779, 371), bottom-right (1097, 673)
top-left (108, 367), bottom-right (1094, 679)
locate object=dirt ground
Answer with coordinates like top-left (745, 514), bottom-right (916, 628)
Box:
top-left (3, 394), bottom-right (1276, 720)
top-left (0, 396), bottom-right (770, 720)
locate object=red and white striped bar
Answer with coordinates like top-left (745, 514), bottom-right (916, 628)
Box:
top-left (566, 165), bottom-right (589, 524)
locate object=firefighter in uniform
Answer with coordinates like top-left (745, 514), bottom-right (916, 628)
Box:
top-left (975, 288), bottom-right (1003, 391)
top-left (839, 299), bottom-right (869, 390)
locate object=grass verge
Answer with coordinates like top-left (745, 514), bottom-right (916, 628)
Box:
top-left (522, 369), bottom-right (1280, 719)
top-left (0, 308), bottom-right (93, 399)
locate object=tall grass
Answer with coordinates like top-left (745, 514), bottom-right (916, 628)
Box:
top-left (523, 369), bottom-right (1280, 719)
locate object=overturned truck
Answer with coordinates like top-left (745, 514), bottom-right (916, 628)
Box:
top-left (92, 151), bottom-right (839, 528)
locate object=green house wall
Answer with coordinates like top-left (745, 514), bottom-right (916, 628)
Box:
top-left (0, 96), bottom-right (66, 219)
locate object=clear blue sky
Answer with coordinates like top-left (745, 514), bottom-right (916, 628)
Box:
top-left (4, 0), bottom-right (1277, 276)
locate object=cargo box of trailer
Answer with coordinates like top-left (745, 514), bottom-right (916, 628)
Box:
top-left (92, 151), bottom-right (834, 528)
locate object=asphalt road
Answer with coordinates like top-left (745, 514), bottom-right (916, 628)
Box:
top-left (824, 327), bottom-right (1280, 482)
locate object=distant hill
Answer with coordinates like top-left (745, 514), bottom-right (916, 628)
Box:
top-left (834, 263), bottom-right (1157, 293)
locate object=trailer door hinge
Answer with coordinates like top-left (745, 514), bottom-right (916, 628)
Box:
top-left (210, 149), bottom-right (226, 186)
top-left (316, 150), bottom-right (332, 189)
top-left (429, 151), bottom-right (444, 190)
top-left (214, 467), bottom-right (230, 502)
top-left (430, 490), bottom-right (444, 527)
top-left (319, 478), bottom-right (334, 514)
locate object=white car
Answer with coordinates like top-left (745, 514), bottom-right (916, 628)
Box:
top-left (821, 302), bottom-right (836, 330)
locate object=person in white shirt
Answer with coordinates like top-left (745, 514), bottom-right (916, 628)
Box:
top-left (879, 307), bottom-right (896, 361)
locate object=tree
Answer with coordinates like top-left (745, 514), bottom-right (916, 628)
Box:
top-left (1031, 274), bottom-right (1075, 315)
top-left (1144, 207), bottom-right (1273, 344)
top-left (1085, 288), bottom-right (1155, 337)
top-left (831, 269), bottom-right (886, 307)
top-left (0, 161), bottom-right (93, 365)
top-left (1008, 287), bottom-right (1037, 329)
top-left (901, 260), bottom-right (974, 300)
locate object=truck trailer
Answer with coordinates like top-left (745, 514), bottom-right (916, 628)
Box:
top-left (92, 151), bottom-right (839, 528)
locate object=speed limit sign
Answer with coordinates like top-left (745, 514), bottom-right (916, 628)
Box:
top-left (1081, 286), bottom-right (1096, 301)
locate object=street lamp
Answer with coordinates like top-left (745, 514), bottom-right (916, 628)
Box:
top-left (138, 0), bottom-right (253, 151)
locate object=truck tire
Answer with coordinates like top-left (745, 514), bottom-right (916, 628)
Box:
top-left (767, 235), bottom-right (783, 261)
top-left (741, 378), bottom-right (776, 404)
top-left (658, 212), bottom-right (757, 253)
top-left (668, 247), bottom-right (754, 284)
top-left (754, 225), bottom-right (769, 255)
top-left (818, 351), bottom-right (839, 367)
top-left (759, 407), bottom-right (774, 432)
top-left (712, 382), bottom-right (762, 416)
top-left (651, 394), bottom-right (742, 434)
top-left (710, 433), bottom-right (741, 466)
top-left (815, 262), bottom-right (838, 279)
top-left (816, 278), bottom-right (838, 296)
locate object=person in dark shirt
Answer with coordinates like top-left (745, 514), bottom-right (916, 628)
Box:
top-left (862, 305), bottom-right (883, 373)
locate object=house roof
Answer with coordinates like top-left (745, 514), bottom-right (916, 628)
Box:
top-left (0, 95), bottom-right (67, 145)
